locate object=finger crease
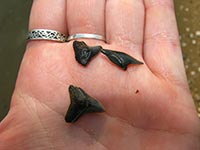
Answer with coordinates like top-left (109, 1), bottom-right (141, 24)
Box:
top-left (103, 111), bottom-right (199, 137)
top-left (74, 125), bottom-right (110, 150)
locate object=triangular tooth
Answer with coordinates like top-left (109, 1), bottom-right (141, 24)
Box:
top-left (101, 49), bottom-right (143, 70)
top-left (65, 85), bottom-right (105, 123)
top-left (73, 41), bottom-right (101, 66)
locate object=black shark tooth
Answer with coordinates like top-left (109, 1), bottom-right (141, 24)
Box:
top-left (101, 49), bottom-right (143, 70)
top-left (65, 85), bottom-right (105, 123)
top-left (73, 41), bottom-right (102, 66)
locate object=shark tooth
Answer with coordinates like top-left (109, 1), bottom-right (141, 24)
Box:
top-left (65, 85), bottom-right (105, 123)
top-left (101, 49), bottom-right (143, 70)
top-left (73, 41), bottom-right (102, 66)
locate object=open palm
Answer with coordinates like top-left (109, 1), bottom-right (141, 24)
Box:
top-left (1, 0), bottom-right (200, 150)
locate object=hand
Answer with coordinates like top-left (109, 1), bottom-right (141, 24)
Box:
top-left (1, 0), bottom-right (200, 150)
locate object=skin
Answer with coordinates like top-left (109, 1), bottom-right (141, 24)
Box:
top-left (0, 0), bottom-right (200, 149)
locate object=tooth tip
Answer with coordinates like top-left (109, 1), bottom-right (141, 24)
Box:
top-left (68, 85), bottom-right (75, 91)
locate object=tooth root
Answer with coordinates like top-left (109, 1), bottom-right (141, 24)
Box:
top-left (65, 85), bottom-right (105, 123)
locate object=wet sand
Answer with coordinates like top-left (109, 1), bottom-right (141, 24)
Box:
top-left (175, 0), bottom-right (200, 117)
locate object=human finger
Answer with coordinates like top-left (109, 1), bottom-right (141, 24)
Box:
top-left (67, 0), bottom-right (105, 44)
top-left (143, 0), bottom-right (187, 83)
top-left (29, 0), bottom-right (67, 36)
top-left (106, 0), bottom-right (144, 55)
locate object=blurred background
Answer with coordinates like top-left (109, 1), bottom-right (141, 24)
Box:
top-left (0, 0), bottom-right (200, 121)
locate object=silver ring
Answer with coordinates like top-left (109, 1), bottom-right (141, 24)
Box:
top-left (67, 33), bottom-right (106, 42)
top-left (27, 29), bottom-right (67, 42)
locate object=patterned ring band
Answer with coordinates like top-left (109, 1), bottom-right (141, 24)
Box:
top-left (27, 29), bottom-right (67, 42)
top-left (67, 33), bottom-right (106, 42)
